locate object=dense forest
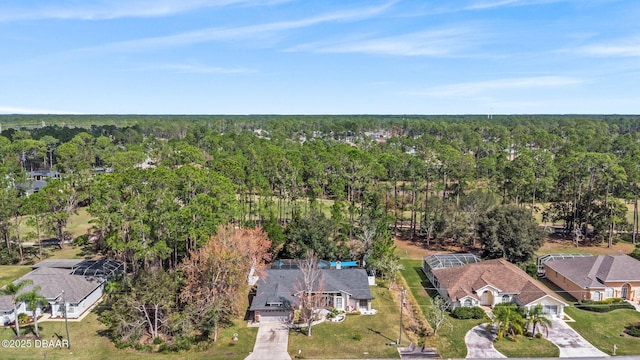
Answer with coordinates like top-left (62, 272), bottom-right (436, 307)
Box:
top-left (2, 114), bottom-right (640, 348)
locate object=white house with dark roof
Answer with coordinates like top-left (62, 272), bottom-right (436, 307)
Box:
top-left (250, 268), bottom-right (374, 322)
top-left (544, 254), bottom-right (640, 302)
top-left (0, 259), bottom-right (123, 326)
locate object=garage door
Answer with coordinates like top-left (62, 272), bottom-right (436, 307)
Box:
top-left (542, 305), bottom-right (558, 315)
top-left (257, 311), bottom-right (290, 323)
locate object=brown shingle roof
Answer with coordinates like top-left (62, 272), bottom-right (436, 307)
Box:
top-left (432, 258), bottom-right (563, 306)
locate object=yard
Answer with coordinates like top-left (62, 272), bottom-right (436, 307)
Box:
top-left (565, 307), bottom-right (640, 356)
top-left (0, 312), bottom-right (257, 360)
top-left (287, 286), bottom-right (402, 359)
top-left (493, 336), bottom-right (559, 357)
top-left (399, 259), bottom-right (482, 359)
top-left (0, 265), bottom-right (31, 288)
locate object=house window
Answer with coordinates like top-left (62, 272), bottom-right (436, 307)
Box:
top-left (359, 299), bottom-right (368, 308)
top-left (463, 299), bottom-right (473, 307)
top-left (592, 291), bottom-right (601, 301)
top-left (605, 288), bottom-right (614, 298)
top-left (501, 295), bottom-right (510, 303)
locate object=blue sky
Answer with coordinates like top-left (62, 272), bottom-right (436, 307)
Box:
top-left (0, 0), bottom-right (638, 115)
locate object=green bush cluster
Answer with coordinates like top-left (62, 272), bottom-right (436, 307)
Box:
top-left (17, 313), bottom-right (29, 324)
top-left (625, 323), bottom-right (640, 337)
top-left (451, 306), bottom-right (487, 319)
top-left (575, 299), bottom-right (635, 312)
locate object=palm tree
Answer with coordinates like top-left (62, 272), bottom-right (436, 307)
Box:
top-left (486, 303), bottom-right (525, 341)
top-left (17, 285), bottom-right (48, 338)
top-left (0, 279), bottom-right (33, 335)
top-left (527, 303), bottom-right (552, 338)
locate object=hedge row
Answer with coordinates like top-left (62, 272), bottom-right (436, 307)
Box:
top-left (452, 306), bottom-right (487, 319)
top-left (575, 299), bottom-right (635, 313)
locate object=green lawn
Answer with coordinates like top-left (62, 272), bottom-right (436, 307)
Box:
top-left (0, 265), bottom-right (31, 287)
top-left (398, 259), bottom-right (483, 359)
top-left (0, 313), bottom-right (257, 360)
top-left (565, 307), bottom-right (640, 356)
top-left (493, 337), bottom-right (559, 357)
top-left (17, 207), bottom-right (95, 241)
top-left (287, 286), bottom-right (401, 359)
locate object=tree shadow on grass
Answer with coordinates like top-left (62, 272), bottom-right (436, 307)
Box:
top-left (367, 327), bottom-right (395, 342)
top-left (411, 266), bottom-right (439, 298)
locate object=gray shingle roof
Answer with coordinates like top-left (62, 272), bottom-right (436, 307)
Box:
top-left (546, 254), bottom-right (640, 287)
top-left (250, 268), bottom-right (373, 312)
top-left (18, 267), bottom-right (104, 303)
top-left (0, 295), bottom-right (14, 312)
top-left (32, 259), bottom-right (85, 269)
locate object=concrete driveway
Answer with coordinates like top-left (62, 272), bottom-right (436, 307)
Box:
top-left (546, 318), bottom-right (609, 358)
top-left (465, 325), bottom-right (506, 359)
top-left (245, 322), bottom-right (292, 360)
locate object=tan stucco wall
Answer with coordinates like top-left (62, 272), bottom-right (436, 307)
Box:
top-left (546, 268), bottom-right (591, 301)
top-left (546, 268), bottom-right (640, 301)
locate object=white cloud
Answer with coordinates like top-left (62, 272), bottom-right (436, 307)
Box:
top-left (80, 2), bottom-right (395, 52)
top-left (0, 0), bottom-right (292, 22)
top-left (134, 63), bottom-right (256, 74)
top-left (577, 41), bottom-right (640, 57)
top-left (406, 76), bottom-right (583, 97)
top-left (463, 0), bottom-right (575, 11)
top-left (289, 28), bottom-right (479, 57)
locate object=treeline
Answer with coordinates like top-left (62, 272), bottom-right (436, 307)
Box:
top-left (2, 115), bottom-right (640, 263)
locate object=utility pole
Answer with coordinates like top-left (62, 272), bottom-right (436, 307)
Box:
top-left (399, 287), bottom-right (406, 345)
top-left (62, 290), bottom-right (70, 348)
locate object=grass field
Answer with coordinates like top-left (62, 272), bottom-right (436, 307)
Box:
top-left (287, 286), bottom-right (402, 359)
top-left (0, 265), bottom-right (31, 287)
top-left (398, 259), bottom-right (483, 359)
top-left (564, 307), bottom-right (640, 356)
top-left (17, 208), bottom-right (95, 241)
top-left (0, 313), bottom-right (257, 360)
top-left (493, 336), bottom-right (559, 357)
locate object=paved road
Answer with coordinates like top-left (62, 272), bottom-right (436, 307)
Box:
top-left (546, 318), bottom-right (609, 358)
top-left (245, 322), bottom-right (292, 360)
top-left (465, 325), bottom-right (506, 359)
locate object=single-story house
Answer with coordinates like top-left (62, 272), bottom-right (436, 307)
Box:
top-left (1, 259), bottom-right (123, 326)
top-left (250, 268), bottom-right (374, 322)
top-left (544, 254), bottom-right (640, 302)
top-left (430, 258), bottom-right (568, 317)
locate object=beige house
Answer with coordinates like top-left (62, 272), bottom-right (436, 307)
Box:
top-left (430, 258), bottom-right (567, 316)
top-left (544, 254), bottom-right (640, 302)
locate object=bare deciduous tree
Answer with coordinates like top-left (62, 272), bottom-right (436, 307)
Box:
top-left (295, 251), bottom-right (326, 337)
top-left (427, 296), bottom-right (450, 336)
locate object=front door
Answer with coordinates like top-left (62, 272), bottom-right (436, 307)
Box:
top-left (622, 284), bottom-right (630, 299)
top-left (480, 291), bottom-right (494, 306)
top-left (336, 296), bottom-right (343, 310)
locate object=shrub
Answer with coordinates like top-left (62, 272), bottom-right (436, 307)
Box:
top-left (17, 313), bottom-right (29, 324)
top-left (352, 333), bottom-right (362, 341)
top-left (73, 234), bottom-right (89, 246)
top-left (626, 324), bottom-right (640, 338)
top-left (575, 299), bottom-right (635, 312)
top-left (452, 306), bottom-right (487, 319)
top-left (535, 333), bottom-right (543, 339)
